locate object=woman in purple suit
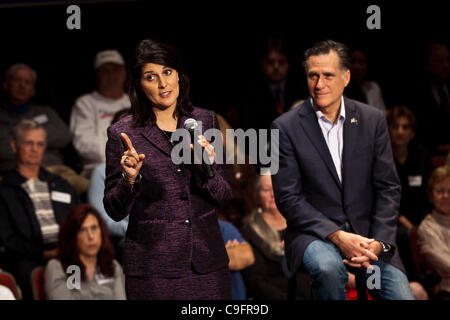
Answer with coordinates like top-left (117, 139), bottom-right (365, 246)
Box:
top-left (104, 39), bottom-right (232, 299)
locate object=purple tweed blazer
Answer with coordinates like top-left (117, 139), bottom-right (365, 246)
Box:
top-left (104, 107), bottom-right (231, 278)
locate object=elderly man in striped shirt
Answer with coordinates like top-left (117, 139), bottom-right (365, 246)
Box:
top-left (0, 119), bottom-right (79, 299)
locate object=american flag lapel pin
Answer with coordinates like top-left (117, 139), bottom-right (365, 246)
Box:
top-left (350, 117), bottom-right (358, 125)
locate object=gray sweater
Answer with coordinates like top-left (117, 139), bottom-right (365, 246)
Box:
top-left (45, 259), bottom-right (126, 300)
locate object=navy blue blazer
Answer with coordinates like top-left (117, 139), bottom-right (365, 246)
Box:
top-left (271, 97), bottom-right (405, 277)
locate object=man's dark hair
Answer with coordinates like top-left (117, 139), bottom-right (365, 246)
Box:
top-left (303, 40), bottom-right (351, 72)
top-left (127, 39), bottom-right (193, 127)
top-left (262, 38), bottom-right (289, 60)
top-left (386, 106), bottom-right (418, 133)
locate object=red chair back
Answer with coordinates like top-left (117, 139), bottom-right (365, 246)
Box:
top-left (31, 267), bottom-right (46, 300)
top-left (0, 271), bottom-right (19, 299)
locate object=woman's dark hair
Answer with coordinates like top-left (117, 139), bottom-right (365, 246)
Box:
top-left (111, 108), bottom-right (131, 125)
top-left (58, 203), bottom-right (115, 281)
top-left (128, 39), bottom-right (193, 127)
top-left (386, 106), bottom-right (418, 132)
top-left (303, 40), bottom-right (351, 73)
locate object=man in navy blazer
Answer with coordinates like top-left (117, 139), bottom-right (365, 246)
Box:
top-left (271, 40), bottom-right (414, 300)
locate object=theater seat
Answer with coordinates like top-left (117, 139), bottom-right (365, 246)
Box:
top-left (31, 267), bottom-right (46, 300)
top-left (0, 271), bottom-right (19, 299)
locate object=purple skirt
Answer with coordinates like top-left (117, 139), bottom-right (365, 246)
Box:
top-left (125, 265), bottom-right (231, 300)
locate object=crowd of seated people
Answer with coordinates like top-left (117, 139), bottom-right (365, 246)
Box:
top-left (386, 106), bottom-right (434, 281)
top-left (0, 63), bottom-right (88, 196)
top-left (0, 40), bottom-right (449, 301)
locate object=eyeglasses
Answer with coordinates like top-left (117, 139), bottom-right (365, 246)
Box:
top-left (433, 189), bottom-right (450, 196)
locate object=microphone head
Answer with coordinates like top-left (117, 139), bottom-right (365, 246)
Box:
top-left (184, 118), bottom-right (198, 131)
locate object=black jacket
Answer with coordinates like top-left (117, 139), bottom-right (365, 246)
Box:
top-left (0, 168), bottom-right (79, 264)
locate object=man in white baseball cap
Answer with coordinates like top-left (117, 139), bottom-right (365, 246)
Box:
top-left (94, 49), bottom-right (125, 69)
top-left (70, 49), bottom-right (130, 178)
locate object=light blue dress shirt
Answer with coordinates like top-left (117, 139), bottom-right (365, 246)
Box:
top-left (311, 97), bottom-right (346, 182)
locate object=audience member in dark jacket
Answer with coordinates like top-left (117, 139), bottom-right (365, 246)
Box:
top-left (0, 119), bottom-right (79, 299)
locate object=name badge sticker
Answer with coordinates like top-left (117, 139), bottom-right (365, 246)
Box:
top-left (33, 114), bottom-right (49, 124)
top-left (408, 175), bottom-right (422, 187)
top-left (51, 191), bottom-right (71, 204)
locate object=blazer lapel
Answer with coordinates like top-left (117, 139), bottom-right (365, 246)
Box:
top-left (141, 121), bottom-right (173, 157)
top-left (298, 100), bottom-right (342, 190)
top-left (342, 98), bottom-right (359, 190)
top-left (140, 112), bottom-right (193, 157)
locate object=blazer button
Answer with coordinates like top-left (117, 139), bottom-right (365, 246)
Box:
top-left (183, 219), bottom-right (191, 227)
top-left (176, 168), bottom-right (183, 174)
top-left (181, 194), bottom-right (188, 200)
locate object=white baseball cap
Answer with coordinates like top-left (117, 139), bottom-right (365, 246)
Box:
top-left (94, 50), bottom-right (125, 69)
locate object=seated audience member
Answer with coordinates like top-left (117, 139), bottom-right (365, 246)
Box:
top-left (412, 43), bottom-right (450, 157)
top-left (45, 203), bottom-right (125, 300)
top-left (386, 106), bottom-right (434, 279)
top-left (418, 165), bottom-right (450, 300)
top-left (87, 109), bottom-right (130, 262)
top-left (0, 120), bottom-right (79, 300)
top-left (70, 50), bottom-right (130, 178)
top-left (240, 173), bottom-right (310, 300)
top-left (345, 49), bottom-right (386, 111)
top-left (218, 218), bottom-right (255, 300)
top-left (238, 38), bottom-right (306, 131)
top-left (0, 63), bottom-right (88, 194)
top-left (387, 106), bottom-right (433, 228)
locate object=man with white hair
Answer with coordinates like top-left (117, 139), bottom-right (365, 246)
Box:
top-left (70, 49), bottom-right (131, 178)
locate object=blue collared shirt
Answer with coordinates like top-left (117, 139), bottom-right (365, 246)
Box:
top-left (311, 97), bottom-right (346, 182)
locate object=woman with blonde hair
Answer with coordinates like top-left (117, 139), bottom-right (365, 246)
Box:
top-left (240, 171), bottom-right (309, 299)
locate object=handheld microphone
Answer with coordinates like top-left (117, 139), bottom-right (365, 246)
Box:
top-left (184, 118), bottom-right (215, 178)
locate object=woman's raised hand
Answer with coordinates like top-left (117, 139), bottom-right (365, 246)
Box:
top-left (120, 133), bottom-right (146, 182)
